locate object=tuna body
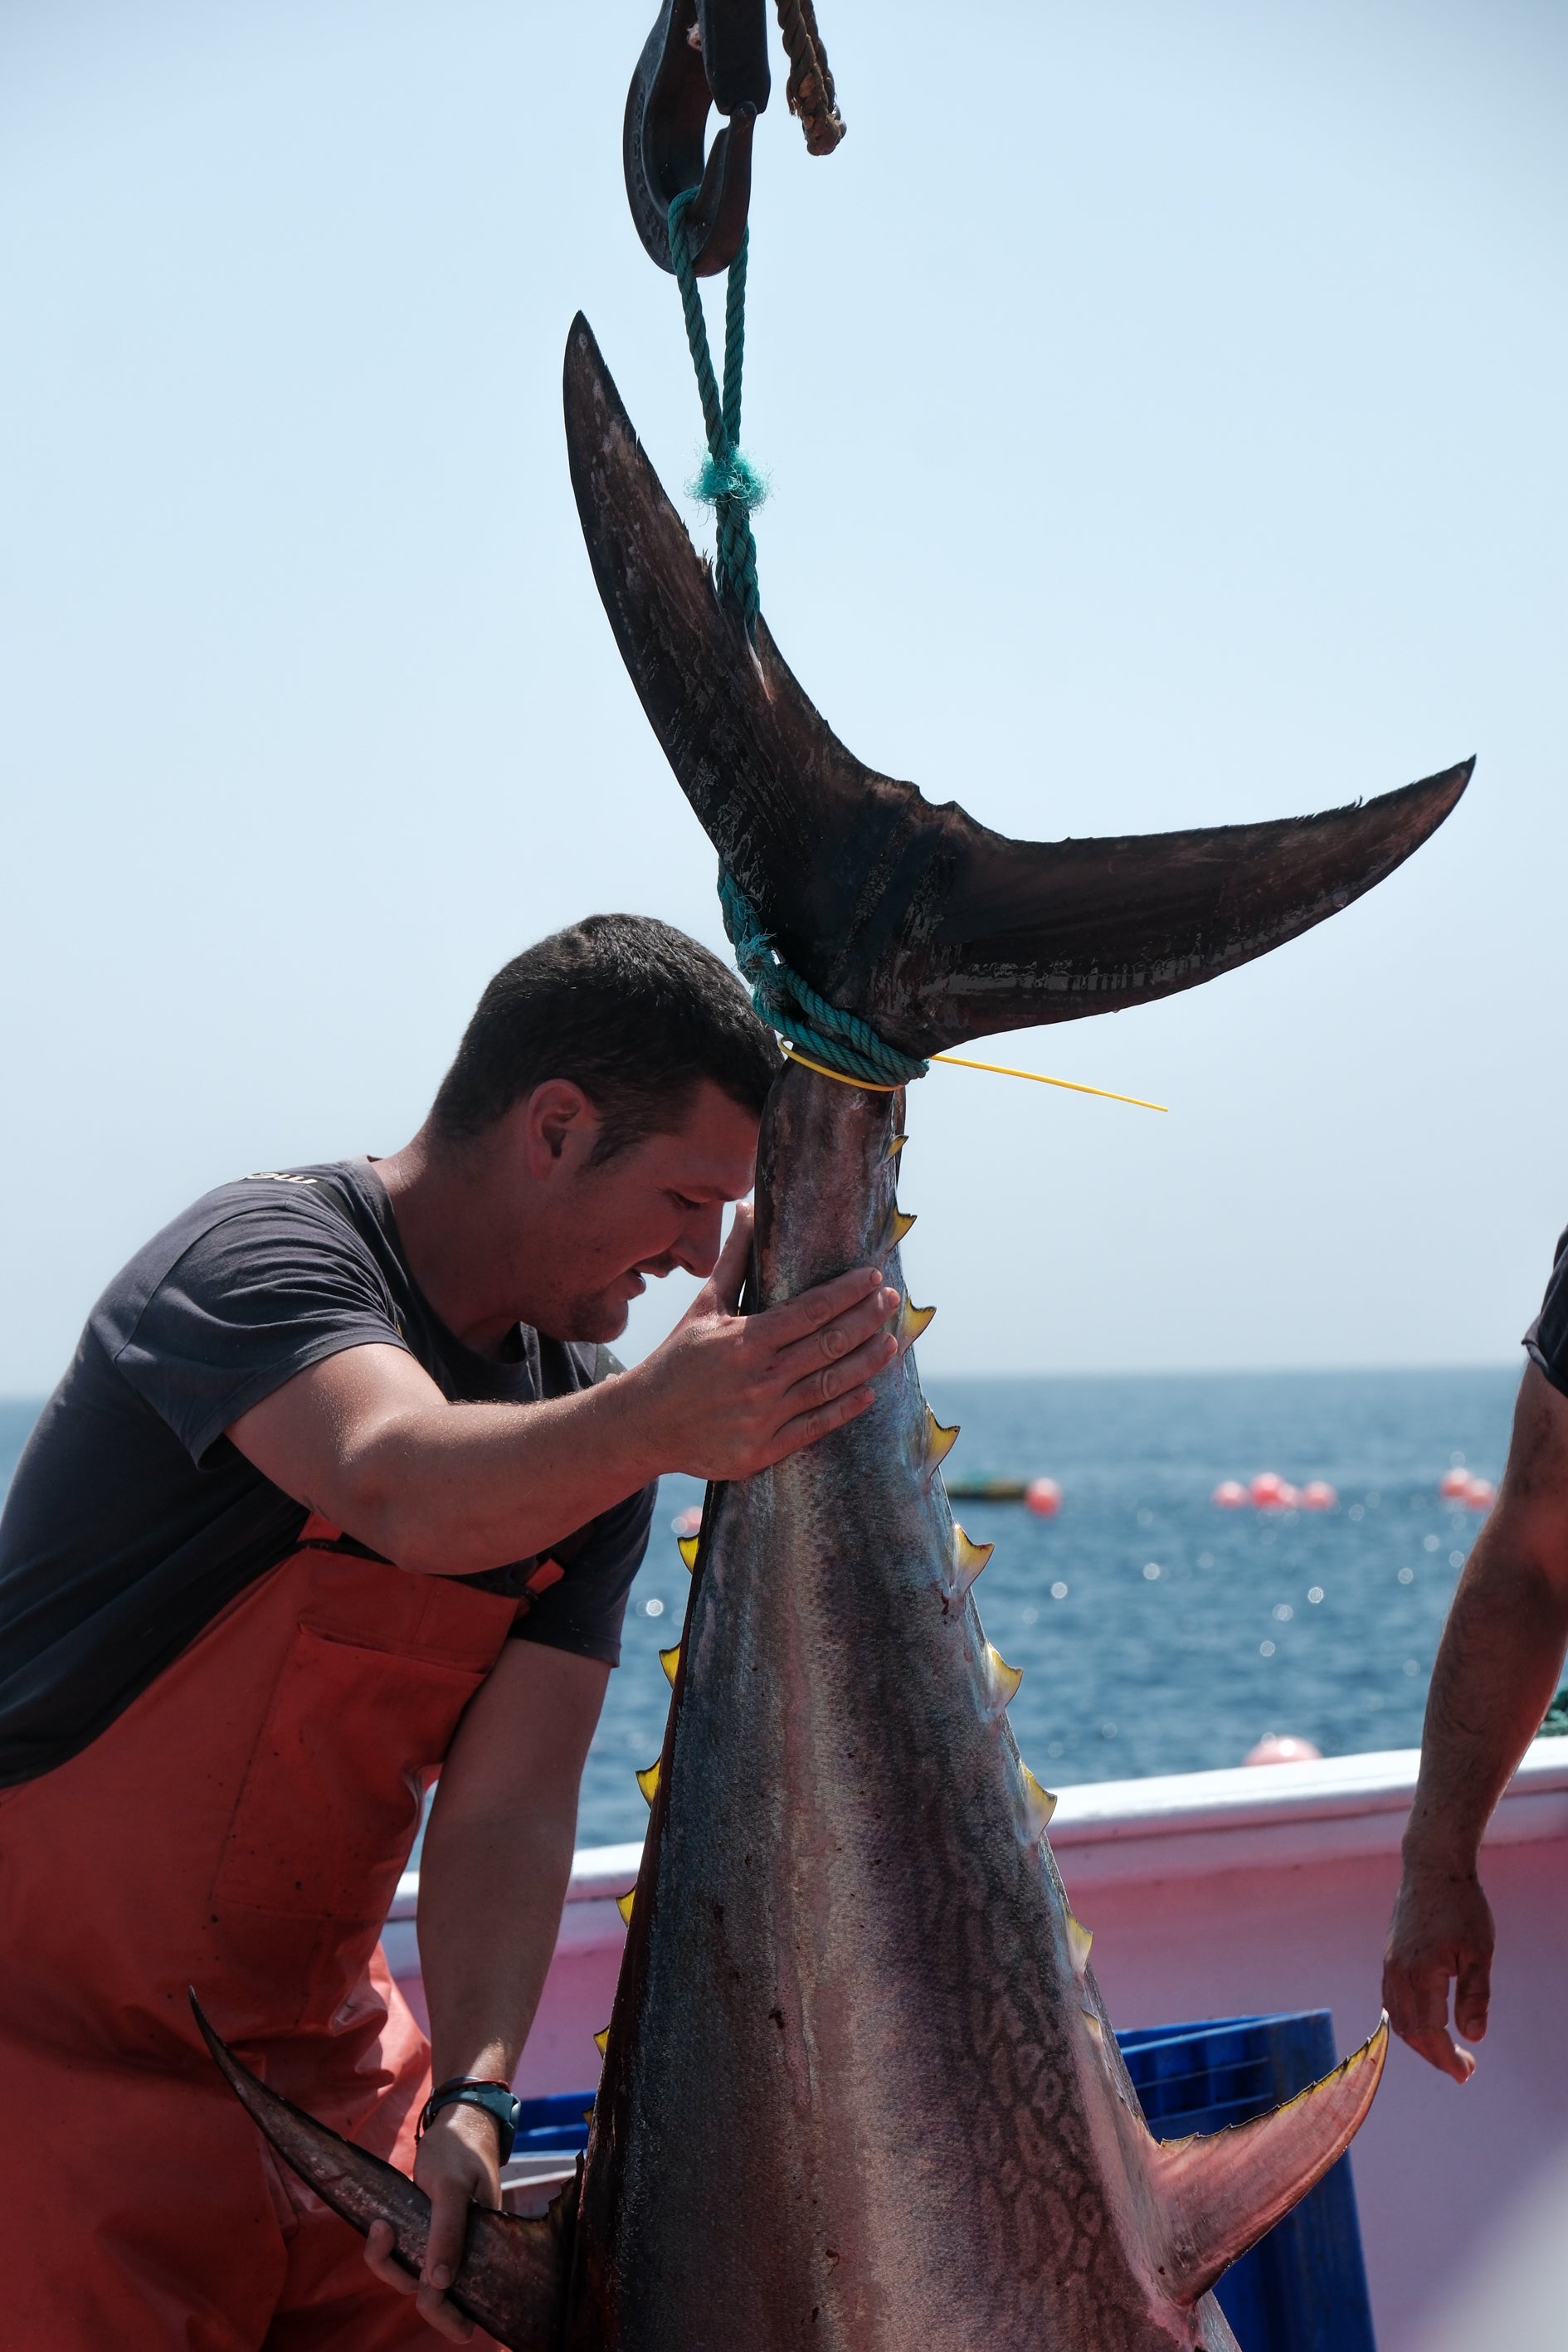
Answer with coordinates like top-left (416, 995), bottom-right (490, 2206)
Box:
top-left (573, 1065), bottom-right (1238, 2352)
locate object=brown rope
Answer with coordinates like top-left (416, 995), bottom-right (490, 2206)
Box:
top-left (772, 0), bottom-right (845, 156)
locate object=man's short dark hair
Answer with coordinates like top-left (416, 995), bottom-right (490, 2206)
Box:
top-left (431, 914), bottom-right (782, 1162)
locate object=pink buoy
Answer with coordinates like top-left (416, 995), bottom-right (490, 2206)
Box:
top-left (1249, 1472), bottom-right (1298, 1510)
top-left (1439, 1468), bottom-right (1472, 1500)
top-left (1025, 1477), bottom-right (1062, 1517)
top-left (1244, 1733), bottom-right (1324, 1767)
top-left (1298, 1480), bottom-right (1337, 1511)
top-left (1212, 1480), bottom-right (1249, 1509)
top-left (1463, 1476), bottom-right (1495, 1510)
top-left (670, 1505), bottom-right (703, 1536)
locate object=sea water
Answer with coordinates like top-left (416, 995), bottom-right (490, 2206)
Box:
top-left (588, 1366), bottom-right (1518, 1845)
top-left (0, 1368), bottom-right (1522, 1848)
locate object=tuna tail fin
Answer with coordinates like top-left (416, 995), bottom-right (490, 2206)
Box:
top-left (1149, 2014), bottom-right (1388, 2302)
top-left (189, 1994), bottom-right (566, 2351)
top-left (563, 314), bottom-right (1468, 1058)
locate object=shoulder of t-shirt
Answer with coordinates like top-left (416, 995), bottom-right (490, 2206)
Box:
top-left (1525, 1223), bottom-right (1568, 1398)
top-left (89, 1164), bottom-right (389, 1356)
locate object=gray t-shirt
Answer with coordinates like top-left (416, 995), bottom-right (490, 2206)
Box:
top-left (0, 1159), bottom-right (654, 1787)
top-left (1525, 1224), bottom-right (1568, 1400)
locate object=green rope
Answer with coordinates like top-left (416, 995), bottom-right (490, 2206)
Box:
top-left (662, 200), bottom-right (918, 1088)
top-left (666, 189), bottom-right (766, 635)
top-left (718, 870), bottom-right (928, 1088)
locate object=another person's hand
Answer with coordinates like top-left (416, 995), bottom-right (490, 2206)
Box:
top-left (1382, 1858), bottom-right (1495, 2084)
top-left (364, 2102), bottom-right (501, 2340)
top-left (629, 1206), bottom-right (903, 1480)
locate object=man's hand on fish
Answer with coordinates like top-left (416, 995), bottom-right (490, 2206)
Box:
top-left (363, 2105), bottom-right (495, 2341)
top-left (1385, 1363), bottom-right (1568, 2080)
top-left (627, 1203), bottom-right (903, 1479)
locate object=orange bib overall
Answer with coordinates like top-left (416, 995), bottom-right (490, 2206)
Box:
top-left (0, 1519), bottom-right (520, 2350)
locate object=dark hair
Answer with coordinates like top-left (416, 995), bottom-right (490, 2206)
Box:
top-left (430, 913), bottom-right (782, 1161)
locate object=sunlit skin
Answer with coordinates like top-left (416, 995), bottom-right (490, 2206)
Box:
top-left (1383, 1364), bottom-right (1568, 2084)
top-left (227, 1075), bottom-right (907, 2336)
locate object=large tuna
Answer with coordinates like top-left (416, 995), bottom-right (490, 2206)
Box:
top-left (197, 317), bottom-right (1468, 2349)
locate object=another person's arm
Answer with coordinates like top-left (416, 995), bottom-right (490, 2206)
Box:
top-left (1383, 1364), bottom-right (1568, 2079)
top-left (228, 1208), bottom-right (899, 1576)
top-left (363, 1640), bottom-right (606, 2340)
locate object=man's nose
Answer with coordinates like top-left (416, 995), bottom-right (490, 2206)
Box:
top-left (674, 1203), bottom-right (725, 1277)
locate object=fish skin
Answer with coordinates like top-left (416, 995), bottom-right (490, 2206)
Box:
top-left (573, 1071), bottom-right (1249, 2352)
top-left (188, 1994), bottom-right (567, 2350)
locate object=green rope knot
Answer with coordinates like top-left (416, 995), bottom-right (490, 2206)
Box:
top-left (718, 870), bottom-right (928, 1089)
top-left (666, 187), bottom-right (763, 636)
top-left (691, 447), bottom-right (769, 514)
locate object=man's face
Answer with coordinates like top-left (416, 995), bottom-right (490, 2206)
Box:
top-left (523, 1079), bottom-right (761, 1342)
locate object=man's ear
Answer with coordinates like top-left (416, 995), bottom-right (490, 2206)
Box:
top-left (522, 1080), bottom-right (602, 1172)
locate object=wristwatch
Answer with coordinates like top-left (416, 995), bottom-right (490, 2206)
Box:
top-left (417, 2077), bottom-right (523, 2164)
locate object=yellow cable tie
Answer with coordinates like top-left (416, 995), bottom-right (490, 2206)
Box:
top-left (781, 1041), bottom-right (1166, 1113)
top-left (933, 1054), bottom-right (1167, 1113)
top-left (781, 1046), bottom-right (901, 1093)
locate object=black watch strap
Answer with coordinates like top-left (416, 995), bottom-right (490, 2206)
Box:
top-left (418, 2077), bottom-right (523, 2164)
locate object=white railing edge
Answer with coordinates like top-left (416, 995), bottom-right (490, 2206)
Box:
top-left (390, 1740), bottom-right (1568, 1916)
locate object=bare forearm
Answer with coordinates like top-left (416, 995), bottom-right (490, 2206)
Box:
top-left (342, 1381), bottom-right (661, 1576)
top-left (1405, 1530), bottom-right (1568, 1868)
top-left (418, 1799), bottom-right (578, 2086)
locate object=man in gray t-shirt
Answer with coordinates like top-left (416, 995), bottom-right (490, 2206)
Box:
top-left (0, 914), bottom-right (905, 2350)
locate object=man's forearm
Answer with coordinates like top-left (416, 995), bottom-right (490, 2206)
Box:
top-left (344, 1377), bottom-right (661, 1577)
top-left (417, 1797), bottom-right (578, 2090)
top-left (229, 1234), bottom-right (902, 1578)
top-left (1403, 1526), bottom-right (1568, 1871)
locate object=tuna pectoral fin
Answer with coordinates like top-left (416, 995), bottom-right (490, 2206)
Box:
top-left (1149, 2014), bottom-right (1387, 2302)
top-left (189, 1994), bottom-right (566, 2351)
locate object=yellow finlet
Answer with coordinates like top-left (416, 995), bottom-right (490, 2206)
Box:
top-left (1019, 1763), bottom-right (1058, 1840)
top-left (616, 1890), bottom-right (636, 1926)
top-left (635, 1760), bottom-right (661, 1805)
top-left (890, 1209), bottom-right (918, 1245)
top-left (884, 1133), bottom-right (908, 1164)
top-left (897, 1294), bottom-right (936, 1346)
top-left (1065, 1911), bottom-right (1093, 1975)
top-left (952, 1525), bottom-right (993, 1593)
top-left (660, 1644), bottom-right (682, 1686)
top-left (924, 1410), bottom-right (960, 1472)
top-left (985, 1643), bottom-right (1023, 1711)
top-left (677, 1534), bottom-right (699, 1571)
top-left (593, 2028), bottom-right (611, 2056)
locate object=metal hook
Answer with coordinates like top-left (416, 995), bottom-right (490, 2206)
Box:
top-left (623, 0), bottom-right (772, 277)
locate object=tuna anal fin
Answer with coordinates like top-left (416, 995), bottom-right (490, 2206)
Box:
top-left (1151, 2015), bottom-right (1387, 2301)
top-left (190, 1993), bottom-right (565, 2350)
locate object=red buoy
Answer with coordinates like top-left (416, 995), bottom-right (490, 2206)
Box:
top-left (1025, 1478), bottom-right (1062, 1517)
top-left (1244, 1733), bottom-right (1323, 1767)
top-left (1463, 1475), bottom-right (1495, 1510)
top-left (1298, 1480), bottom-right (1337, 1511)
top-left (1212, 1480), bottom-right (1249, 1508)
top-left (1249, 1472), bottom-right (1298, 1510)
top-left (1439, 1468), bottom-right (1472, 1500)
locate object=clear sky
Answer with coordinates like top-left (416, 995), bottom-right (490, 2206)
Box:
top-left (1, 0), bottom-right (1564, 1394)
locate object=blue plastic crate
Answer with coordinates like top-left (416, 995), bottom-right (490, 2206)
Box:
top-left (521, 2009), bottom-right (1375, 2350)
top-left (512, 2090), bottom-right (595, 2156)
top-left (1117, 2011), bottom-right (1377, 2352)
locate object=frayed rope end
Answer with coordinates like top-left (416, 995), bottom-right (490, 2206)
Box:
top-left (690, 449), bottom-right (769, 514)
